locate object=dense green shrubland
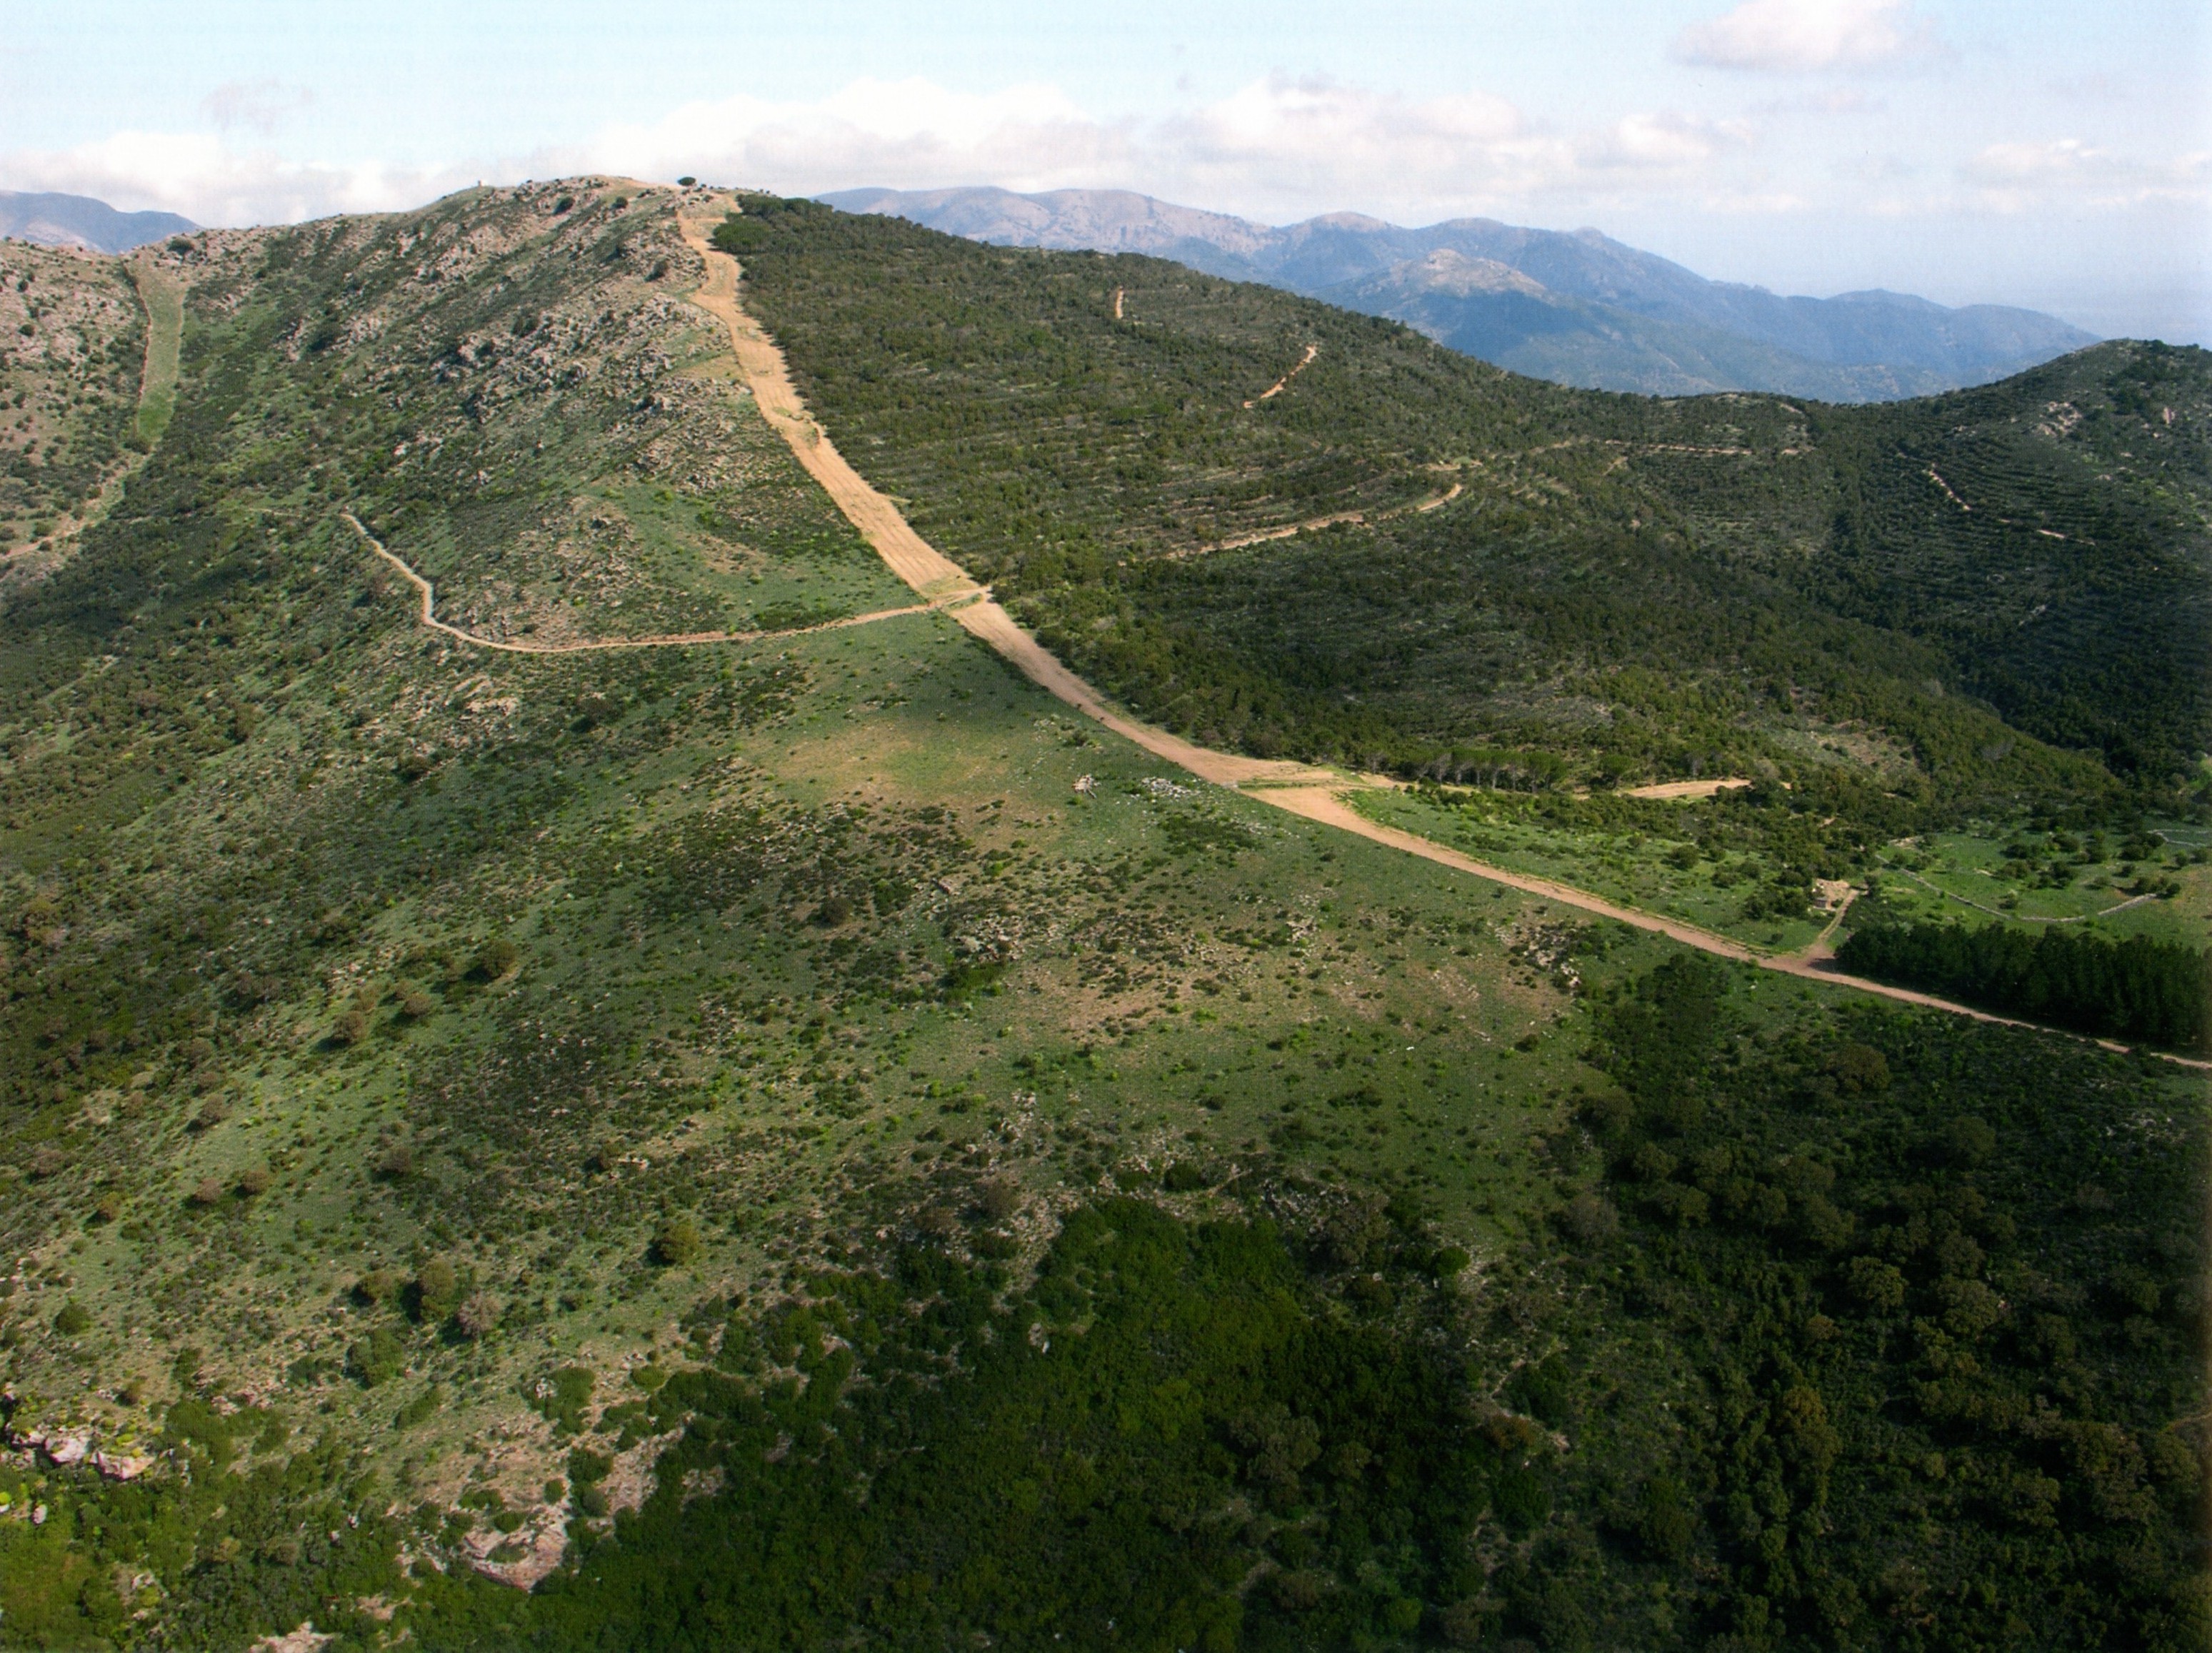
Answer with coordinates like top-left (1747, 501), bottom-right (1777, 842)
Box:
top-left (388, 960), bottom-right (2205, 1652)
top-left (0, 184), bottom-right (2200, 1652)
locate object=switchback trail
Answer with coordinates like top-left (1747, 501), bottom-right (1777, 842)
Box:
top-left (1244, 342), bottom-right (1318, 408)
top-left (341, 513), bottom-right (980, 654)
top-left (1171, 479), bottom-right (1466, 560)
top-left (678, 204), bottom-right (2209, 1070)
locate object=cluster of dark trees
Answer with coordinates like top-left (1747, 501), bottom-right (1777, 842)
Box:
top-left (1838, 920), bottom-right (2209, 1052)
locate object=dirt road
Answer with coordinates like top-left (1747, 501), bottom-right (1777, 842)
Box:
top-left (676, 205), bottom-right (2209, 1069)
top-left (678, 225), bottom-right (981, 603)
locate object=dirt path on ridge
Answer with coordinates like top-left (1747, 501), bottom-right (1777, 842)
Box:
top-left (678, 207), bottom-right (1328, 790)
top-left (676, 204), bottom-right (2211, 1070)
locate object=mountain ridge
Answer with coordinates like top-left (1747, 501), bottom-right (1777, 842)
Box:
top-left (0, 189), bottom-right (197, 254)
top-left (822, 184), bottom-right (2098, 401)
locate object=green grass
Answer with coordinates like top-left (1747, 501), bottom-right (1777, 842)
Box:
top-left (1861, 823), bottom-right (2211, 949)
top-left (127, 261), bottom-right (182, 449)
top-left (1353, 783), bottom-right (1833, 952)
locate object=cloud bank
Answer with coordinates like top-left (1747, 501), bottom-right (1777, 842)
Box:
top-left (0, 75), bottom-right (1779, 231)
top-left (0, 66), bottom-right (2200, 341)
top-left (1673, 0), bottom-right (1936, 74)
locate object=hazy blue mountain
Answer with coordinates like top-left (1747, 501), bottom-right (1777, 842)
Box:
top-left (821, 186), bottom-right (2097, 401)
top-left (0, 190), bottom-right (196, 253)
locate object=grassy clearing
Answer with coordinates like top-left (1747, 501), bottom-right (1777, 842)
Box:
top-left (1353, 784), bottom-right (1831, 953)
top-left (1861, 823), bottom-right (2211, 948)
top-left (126, 260), bottom-right (182, 449)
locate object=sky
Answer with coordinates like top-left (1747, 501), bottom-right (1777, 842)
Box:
top-left (3, 0), bottom-right (2205, 340)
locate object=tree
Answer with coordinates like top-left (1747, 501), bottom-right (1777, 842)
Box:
top-left (474, 938), bottom-right (519, 980)
top-left (415, 1257), bottom-right (460, 1322)
top-left (651, 1215), bottom-right (702, 1267)
top-left (354, 1267), bottom-right (401, 1305)
top-left (351, 1328), bottom-right (404, 1386)
top-left (374, 1142), bottom-right (415, 1179)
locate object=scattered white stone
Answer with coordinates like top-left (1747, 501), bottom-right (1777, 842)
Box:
top-left (42, 1430), bottom-right (91, 1467)
top-left (249, 1624), bottom-right (335, 1653)
top-left (94, 1449), bottom-right (156, 1481)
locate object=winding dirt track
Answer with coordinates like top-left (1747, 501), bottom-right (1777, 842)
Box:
top-left (1244, 342), bottom-right (1318, 408)
top-left (675, 208), bottom-right (2210, 1070)
top-left (341, 513), bottom-right (981, 654)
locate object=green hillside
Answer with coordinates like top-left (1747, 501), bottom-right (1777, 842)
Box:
top-left (729, 199), bottom-right (2210, 794)
top-left (0, 184), bottom-right (2202, 1652)
top-left (0, 241), bottom-right (146, 561)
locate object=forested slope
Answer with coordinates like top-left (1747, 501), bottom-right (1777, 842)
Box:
top-left (729, 199), bottom-right (2211, 796)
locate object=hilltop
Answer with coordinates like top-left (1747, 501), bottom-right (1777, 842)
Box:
top-left (0, 182), bottom-right (2201, 1652)
top-left (825, 185), bottom-right (2098, 400)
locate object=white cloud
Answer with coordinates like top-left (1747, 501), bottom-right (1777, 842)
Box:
top-left (1674, 0), bottom-right (1933, 74)
top-left (1963, 139), bottom-right (2211, 212)
top-left (1151, 79), bottom-right (1558, 214)
top-left (11, 74), bottom-right (2193, 246)
top-left (1578, 111), bottom-right (1751, 171)
top-left (0, 74), bottom-right (1776, 231)
top-left (0, 129), bottom-right (476, 228)
top-left (571, 78), bottom-right (1127, 197)
top-left (565, 75), bottom-right (1745, 224)
top-left (202, 79), bottom-right (315, 137)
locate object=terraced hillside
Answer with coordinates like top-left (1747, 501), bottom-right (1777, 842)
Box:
top-left (0, 184), bottom-right (2202, 1652)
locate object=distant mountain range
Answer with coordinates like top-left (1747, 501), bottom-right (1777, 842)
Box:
top-left (0, 191), bottom-right (196, 254)
top-left (822, 186), bottom-right (2098, 401)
